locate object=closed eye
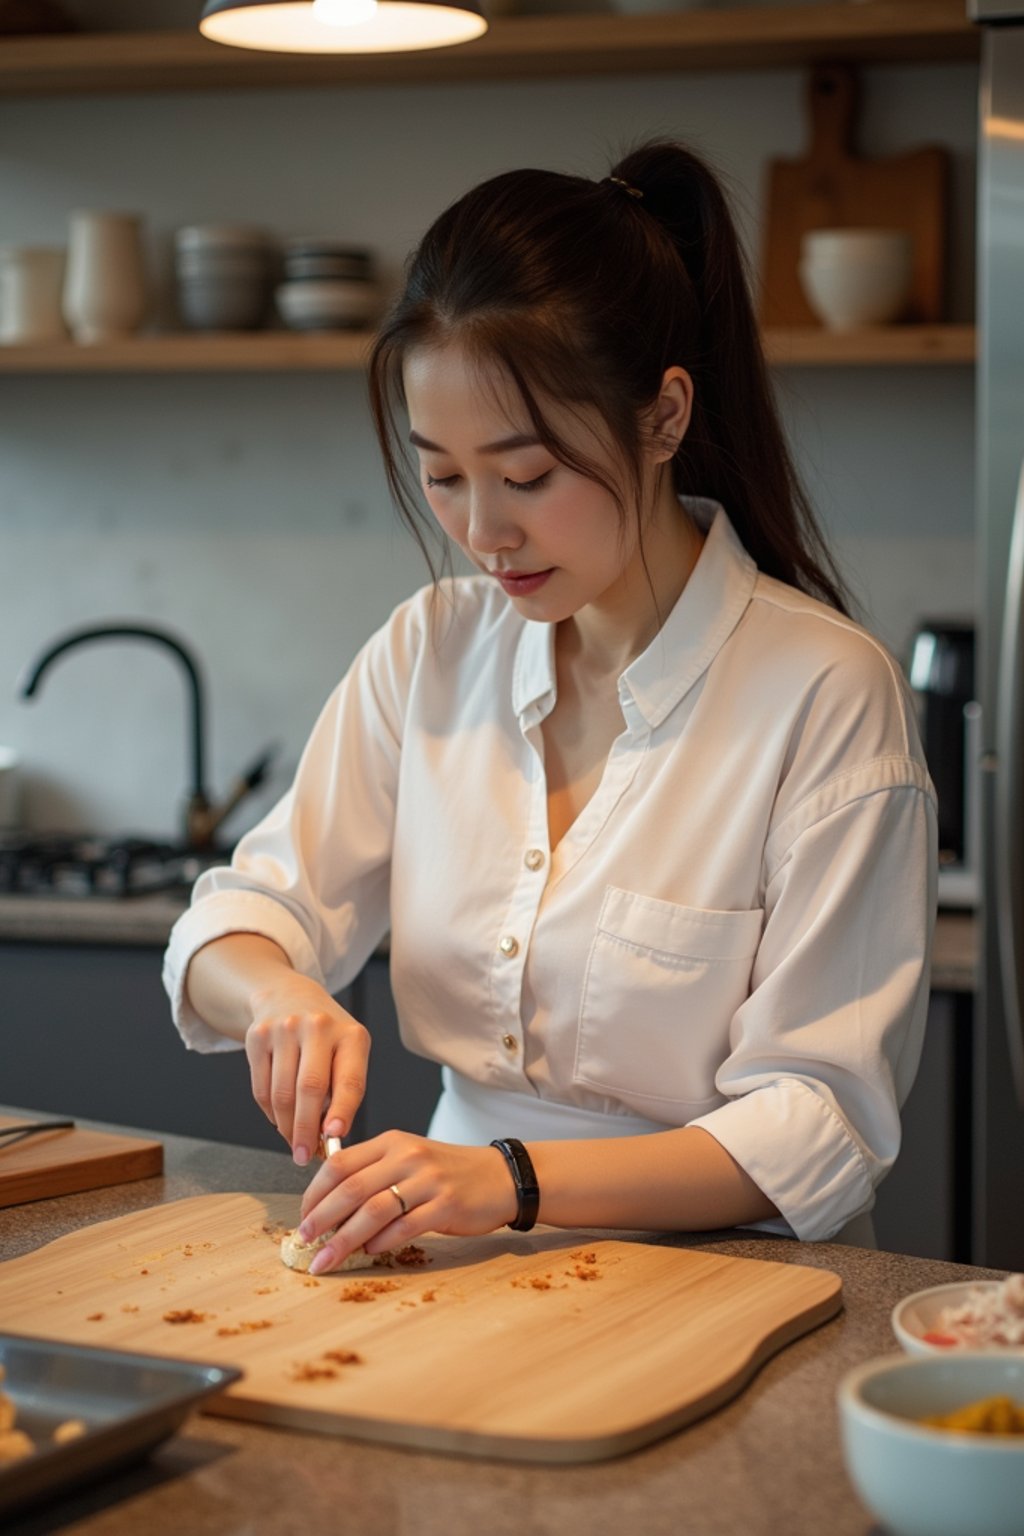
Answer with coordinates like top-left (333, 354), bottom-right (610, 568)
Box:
top-left (425, 471), bottom-right (552, 494)
top-left (506, 472), bottom-right (550, 494)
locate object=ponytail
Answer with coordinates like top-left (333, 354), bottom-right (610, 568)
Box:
top-left (369, 137), bottom-right (853, 616)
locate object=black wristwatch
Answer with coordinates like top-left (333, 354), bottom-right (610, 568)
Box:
top-left (490, 1137), bottom-right (540, 1232)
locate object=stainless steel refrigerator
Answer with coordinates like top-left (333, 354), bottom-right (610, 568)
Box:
top-left (971, 0), bottom-right (1024, 1269)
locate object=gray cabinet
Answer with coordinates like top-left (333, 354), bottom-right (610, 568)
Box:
top-left (0, 942), bottom-right (440, 1152)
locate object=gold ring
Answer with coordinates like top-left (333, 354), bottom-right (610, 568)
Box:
top-left (390, 1183), bottom-right (408, 1216)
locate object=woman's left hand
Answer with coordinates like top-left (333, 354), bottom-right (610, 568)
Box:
top-left (295, 1131), bottom-right (519, 1274)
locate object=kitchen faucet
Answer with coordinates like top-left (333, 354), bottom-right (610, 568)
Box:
top-left (19, 622), bottom-right (276, 851)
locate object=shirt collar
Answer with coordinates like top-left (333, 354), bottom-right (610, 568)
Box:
top-left (511, 499), bottom-right (757, 730)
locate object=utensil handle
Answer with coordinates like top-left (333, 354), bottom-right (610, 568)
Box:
top-left (0, 1118), bottom-right (76, 1147)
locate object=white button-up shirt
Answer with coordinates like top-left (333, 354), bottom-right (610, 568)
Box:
top-left (164, 501), bottom-right (937, 1241)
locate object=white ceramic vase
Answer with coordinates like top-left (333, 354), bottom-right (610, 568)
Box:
top-left (63, 211), bottom-right (147, 343)
top-left (0, 247), bottom-right (67, 343)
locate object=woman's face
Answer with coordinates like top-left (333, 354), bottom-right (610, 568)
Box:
top-left (403, 343), bottom-right (652, 624)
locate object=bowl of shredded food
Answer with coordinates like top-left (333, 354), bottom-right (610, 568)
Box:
top-left (892, 1274), bottom-right (1024, 1356)
top-left (838, 1352), bottom-right (1024, 1536)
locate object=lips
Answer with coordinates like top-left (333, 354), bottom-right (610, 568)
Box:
top-left (493, 568), bottom-right (553, 597)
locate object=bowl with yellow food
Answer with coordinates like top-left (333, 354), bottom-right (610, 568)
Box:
top-left (838, 1352), bottom-right (1024, 1536)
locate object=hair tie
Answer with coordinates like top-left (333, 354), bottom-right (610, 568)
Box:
top-left (603, 175), bottom-right (644, 201)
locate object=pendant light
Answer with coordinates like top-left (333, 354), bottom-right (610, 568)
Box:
top-left (200, 0), bottom-right (487, 54)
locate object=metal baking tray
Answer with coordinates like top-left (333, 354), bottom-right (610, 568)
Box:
top-left (0, 1333), bottom-right (241, 1519)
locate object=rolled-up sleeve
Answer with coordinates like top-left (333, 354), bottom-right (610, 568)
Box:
top-left (689, 757), bottom-right (938, 1241)
top-left (162, 592), bottom-right (424, 1053)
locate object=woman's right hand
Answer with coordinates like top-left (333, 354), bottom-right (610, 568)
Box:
top-left (244, 975), bottom-right (370, 1167)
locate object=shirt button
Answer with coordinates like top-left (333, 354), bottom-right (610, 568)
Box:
top-left (498, 934), bottom-right (519, 958)
top-left (524, 848), bottom-right (545, 871)
top-left (502, 1033), bottom-right (518, 1053)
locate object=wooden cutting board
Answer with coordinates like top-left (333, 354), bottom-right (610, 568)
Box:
top-left (0, 1116), bottom-right (163, 1208)
top-left (0, 1192), bottom-right (842, 1462)
top-left (760, 65), bottom-right (948, 326)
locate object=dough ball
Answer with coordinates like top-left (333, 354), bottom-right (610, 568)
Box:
top-left (280, 1226), bottom-right (375, 1273)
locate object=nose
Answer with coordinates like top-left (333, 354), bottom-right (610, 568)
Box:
top-left (466, 489), bottom-right (524, 558)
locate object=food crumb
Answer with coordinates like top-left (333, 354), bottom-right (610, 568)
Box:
top-left (302, 1277), bottom-right (321, 1289)
top-left (254, 1286), bottom-right (277, 1296)
top-left (216, 1319), bottom-right (274, 1337)
top-left (323, 1349), bottom-right (363, 1365)
top-left (86, 1312), bottom-right (105, 1322)
top-left (120, 1304), bottom-right (140, 1314)
top-left (339, 1279), bottom-right (402, 1303)
top-left (421, 1288), bottom-right (437, 1302)
top-left (162, 1308), bottom-right (209, 1325)
top-left (0, 1430), bottom-right (34, 1465)
top-left (290, 1363), bottom-right (337, 1382)
top-left (53, 1419), bottom-right (87, 1445)
top-left (568, 1265), bottom-right (601, 1281)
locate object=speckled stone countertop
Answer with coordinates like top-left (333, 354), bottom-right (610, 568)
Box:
top-left (0, 894), bottom-right (976, 990)
top-left (0, 1106), bottom-right (1003, 1536)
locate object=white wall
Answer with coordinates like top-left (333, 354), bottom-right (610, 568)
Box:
top-left (0, 17), bottom-right (977, 841)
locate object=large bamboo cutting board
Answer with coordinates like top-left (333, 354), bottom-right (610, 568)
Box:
top-left (760, 65), bottom-right (948, 326)
top-left (0, 1193), bottom-right (842, 1463)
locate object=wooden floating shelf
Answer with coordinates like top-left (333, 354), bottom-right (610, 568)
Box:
top-left (762, 323), bottom-right (976, 366)
top-left (0, 0), bottom-right (979, 98)
top-left (0, 332), bottom-right (373, 373)
top-left (0, 325), bottom-right (975, 373)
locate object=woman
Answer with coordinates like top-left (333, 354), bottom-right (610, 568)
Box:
top-left (163, 140), bottom-right (937, 1271)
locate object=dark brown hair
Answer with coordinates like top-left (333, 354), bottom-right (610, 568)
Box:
top-left (368, 138), bottom-right (852, 616)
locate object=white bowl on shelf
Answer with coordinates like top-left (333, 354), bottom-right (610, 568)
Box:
top-left (838, 1352), bottom-right (1024, 1536)
top-left (275, 279), bottom-right (379, 331)
top-left (892, 1281), bottom-right (1016, 1357)
top-left (798, 227), bottom-right (913, 331)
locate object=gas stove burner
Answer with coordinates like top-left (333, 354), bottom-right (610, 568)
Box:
top-left (0, 833), bottom-right (227, 899)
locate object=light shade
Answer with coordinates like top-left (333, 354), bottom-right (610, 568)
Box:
top-left (199, 0), bottom-right (488, 53)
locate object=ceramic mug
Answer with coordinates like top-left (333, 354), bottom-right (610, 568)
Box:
top-left (63, 211), bottom-right (147, 343)
top-left (0, 247), bottom-right (67, 343)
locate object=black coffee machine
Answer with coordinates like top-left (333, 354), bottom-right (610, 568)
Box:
top-left (908, 619), bottom-right (976, 869)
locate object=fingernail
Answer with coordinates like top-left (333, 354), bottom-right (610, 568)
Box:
top-left (324, 1118), bottom-right (345, 1137)
top-left (309, 1248), bottom-right (333, 1276)
top-left (293, 1145), bottom-right (309, 1168)
top-left (296, 1221), bottom-right (313, 1242)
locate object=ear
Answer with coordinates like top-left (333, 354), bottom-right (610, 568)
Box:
top-left (646, 367), bottom-right (693, 463)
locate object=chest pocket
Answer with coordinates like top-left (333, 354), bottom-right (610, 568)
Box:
top-left (574, 886), bottom-right (763, 1121)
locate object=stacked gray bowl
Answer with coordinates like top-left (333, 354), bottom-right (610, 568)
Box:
top-left (276, 242), bottom-right (380, 331)
top-left (175, 225), bottom-right (276, 331)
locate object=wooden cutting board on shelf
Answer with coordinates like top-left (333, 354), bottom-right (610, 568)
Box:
top-left (0, 1192), bottom-right (842, 1463)
top-left (760, 64), bottom-right (948, 327)
top-left (0, 1116), bottom-right (163, 1208)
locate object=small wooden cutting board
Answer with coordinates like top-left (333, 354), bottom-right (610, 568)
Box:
top-left (0, 1116), bottom-right (163, 1208)
top-left (760, 64), bottom-right (948, 326)
top-left (0, 1193), bottom-right (842, 1462)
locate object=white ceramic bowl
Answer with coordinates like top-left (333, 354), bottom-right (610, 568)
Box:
top-left (838, 1352), bottom-right (1024, 1536)
top-left (275, 279), bottom-right (379, 331)
top-left (893, 1281), bottom-right (1015, 1356)
top-left (798, 228), bottom-right (912, 331)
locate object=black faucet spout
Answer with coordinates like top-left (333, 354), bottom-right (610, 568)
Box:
top-left (19, 622), bottom-right (210, 844)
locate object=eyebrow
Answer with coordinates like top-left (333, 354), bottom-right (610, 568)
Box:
top-left (408, 429), bottom-right (542, 455)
